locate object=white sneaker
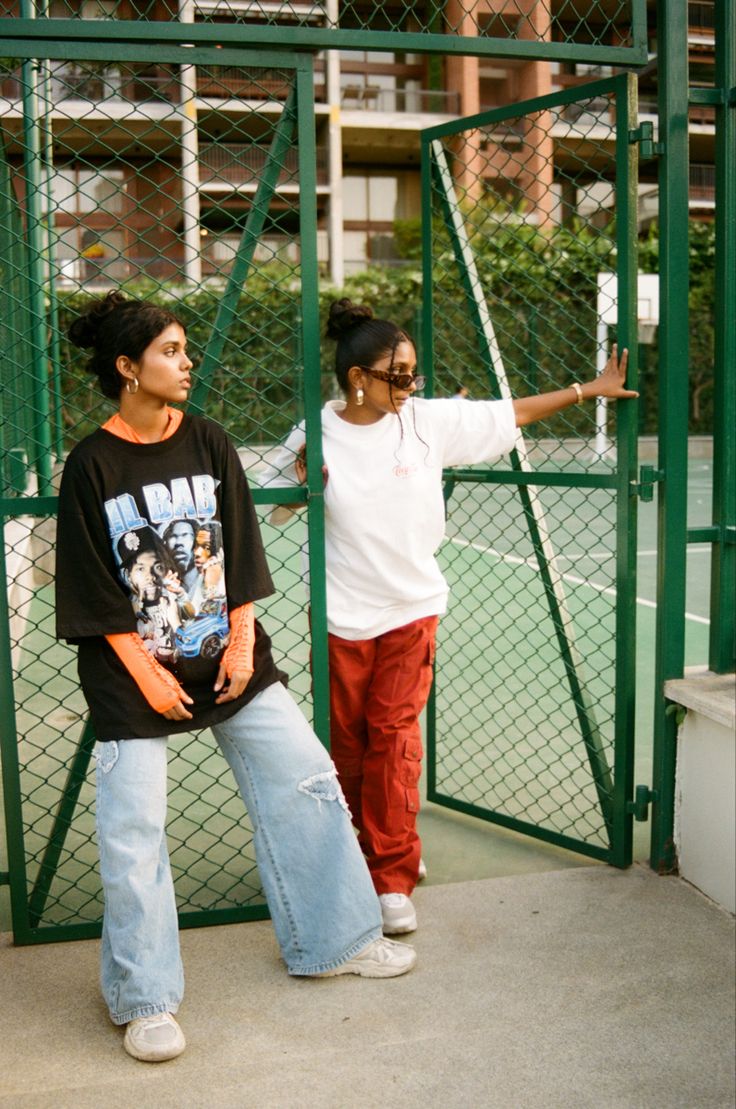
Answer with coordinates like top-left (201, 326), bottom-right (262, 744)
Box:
top-left (417, 858), bottom-right (427, 881)
top-left (379, 892), bottom-right (417, 934)
top-left (315, 936), bottom-right (417, 978)
top-left (123, 1012), bottom-right (186, 1062)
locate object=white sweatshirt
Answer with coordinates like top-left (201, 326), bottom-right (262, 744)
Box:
top-left (261, 396), bottom-right (516, 640)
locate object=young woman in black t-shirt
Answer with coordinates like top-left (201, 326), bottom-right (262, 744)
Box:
top-left (56, 292), bottom-right (416, 1063)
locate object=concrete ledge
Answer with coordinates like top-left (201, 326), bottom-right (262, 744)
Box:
top-left (666, 671), bottom-right (736, 915)
top-left (665, 671), bottom-right (736, 731)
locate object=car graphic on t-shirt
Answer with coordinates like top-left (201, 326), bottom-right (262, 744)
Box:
top-left (174, 610), bottom-right (229, 659)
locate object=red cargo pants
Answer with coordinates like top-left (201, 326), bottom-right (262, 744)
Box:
top-left (327, 615), bottom-right (438, 896)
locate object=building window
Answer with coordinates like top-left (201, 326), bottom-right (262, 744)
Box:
top-left (343, 174), bottom-right (400, 222)
top-left (50, 166), bottom-right (125, 216)
top-left (342, 171), bottom-right (418, 272)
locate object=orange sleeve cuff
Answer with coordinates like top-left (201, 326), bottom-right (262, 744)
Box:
top-left (221, 603), bottom-right (255, 678)
top-left (106, 632), bottom-right (185, 714)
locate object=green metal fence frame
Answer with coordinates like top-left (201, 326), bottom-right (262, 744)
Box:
top-left (0, 1), bottom-right (733, 941)
top-left (421, 72), bottom-right (639, 867)
top-left (1, 8), bottom-right (649, 66)
top-left (0, 45), bottom-right (330, 944)
top-left (649, 0), bottom-right (735, 873)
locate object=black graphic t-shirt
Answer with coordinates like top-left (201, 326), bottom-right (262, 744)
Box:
top-left (56, 414), bottom-right (285, 740)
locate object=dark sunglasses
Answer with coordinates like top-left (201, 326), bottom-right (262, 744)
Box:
top-left (358, 366), bottom-right (426, 391)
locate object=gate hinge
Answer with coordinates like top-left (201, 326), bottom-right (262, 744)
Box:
top-left (629, 121), bottom-right (664, 159)
top-left (0, 871), bottom-right (9, 886)
top-left (627, 785), bottom-right (659, 822)
top-left (631, 464), bottom-right (664, 502)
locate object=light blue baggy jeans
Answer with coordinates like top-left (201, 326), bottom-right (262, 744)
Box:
top-left (95, 680), bottom-right (383, 1025)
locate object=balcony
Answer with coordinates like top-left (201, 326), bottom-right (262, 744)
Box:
top-left (196, 67), bottom-right (307, 102)
top-left (688, 0), bottom-right (715, 42)
top-left (193, 0), bottom-right (326, 21)
top-left (690, 163), bottom-right (715, 206)
top-left (0, 64), bottom-right (179, 104)
top-left (339, 85), bottom-right (460, 115)
top-left (198, 143), bottom-right (328, 189)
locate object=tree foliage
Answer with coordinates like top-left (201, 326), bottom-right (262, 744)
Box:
top-left (54, 215), bottom-right (715, 451)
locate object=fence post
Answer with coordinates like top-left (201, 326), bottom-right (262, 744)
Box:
top-left (649, 0), bottom-right (690, 873)
top-left (709, 0), bottom-right (735, 674)
top-left (19, 0), bottom-right (53, 495)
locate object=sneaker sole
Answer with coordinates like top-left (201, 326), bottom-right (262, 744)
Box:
top-left (123, 1038), bottom-right (186, 1063)
top-left (123, 1024), bottom-right (186, 1063)
top-left (319, 953), bottom-right (417, 978)
top-left (382, 919), bottom-right (417, 935)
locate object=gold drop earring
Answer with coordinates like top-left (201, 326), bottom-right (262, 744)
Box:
top-left (356, 387), bottom-right (364, 406)
top-left (126, 376), bottom-right (139, 395)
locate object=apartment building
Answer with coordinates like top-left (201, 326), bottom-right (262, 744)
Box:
top-left (0, 0), bottom-right (717, 287)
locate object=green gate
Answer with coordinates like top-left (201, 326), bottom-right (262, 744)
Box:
top-left (0, 44), bottom-right (330, 943)
top-left (422, 74), bottom-right (640, 866)
top-left (2, 0), bottom-right (731, 944)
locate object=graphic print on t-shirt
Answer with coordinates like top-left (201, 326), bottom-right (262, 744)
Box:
top-left (105, 473), bottom-right (229, 670)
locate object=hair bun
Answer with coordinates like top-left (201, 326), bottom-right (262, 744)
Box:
top-left (326, 298), bottom-right (374, 340)
top-left (67, 290), bottom-right (130, 350)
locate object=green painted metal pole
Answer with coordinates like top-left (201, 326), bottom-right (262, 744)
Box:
top-left (610, 73), bottom-right (639, 869)
top-left (39, 0), bottom-right (63, 463)
top-left (188, 84), bottom-right (298, 415)
top-left (649, 0), bottom-right (690, 873)
top-left (295, 59), bottom-right (331, 746)
top-left (0, 15), bottom-right (650, 66)
top-left (19, 0), bottom-right (53, 496)
top-left (421, 133), bottom-right (438, 795)
top-left (0, 511), bottom-right (34, 942)
top-left (709, 1), bottom-right (736, 673)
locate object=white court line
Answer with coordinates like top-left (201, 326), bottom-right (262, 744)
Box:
top-left (448, 536), bottom-right (711, 626)
top-left (637, 547), bottom-right (712, 557)
top-left (495, 546), bottom-right (712, 561)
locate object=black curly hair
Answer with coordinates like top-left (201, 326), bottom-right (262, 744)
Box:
top-left (68, 291), bottom-right (184, 398)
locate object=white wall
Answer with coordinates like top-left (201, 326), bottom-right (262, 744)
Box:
top-left (666, 673), bottom-right (736, 915)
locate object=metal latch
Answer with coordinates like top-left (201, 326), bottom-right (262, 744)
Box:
top-left (631, 464), bottom-right (664, 502)
top-left (629, 121), bottom-right (664, 159)
top-left (627, 785), bottom-right (659, 822)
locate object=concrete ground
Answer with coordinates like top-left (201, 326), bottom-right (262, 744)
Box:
top-left (1, 863), bottom-right (734, 1109)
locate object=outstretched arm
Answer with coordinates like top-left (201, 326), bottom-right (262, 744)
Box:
top-left (512, 346), bottom-right (636, 428)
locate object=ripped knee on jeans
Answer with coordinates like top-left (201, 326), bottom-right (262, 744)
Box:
top-left (297, 768), bottom-right (351, 816)
top-left (95, 741), bottom-right (119, 774)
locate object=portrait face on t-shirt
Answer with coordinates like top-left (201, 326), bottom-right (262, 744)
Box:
top-left (162, 519), bottom-right (197, 579)
top-left (108, 477), bottom-right (230, 675)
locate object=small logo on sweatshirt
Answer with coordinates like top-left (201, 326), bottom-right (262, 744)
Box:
top-left (392, 464), bottom-right (418, 479)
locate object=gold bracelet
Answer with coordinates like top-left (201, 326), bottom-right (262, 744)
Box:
top-left (571, 382), bottom-right (584, 405)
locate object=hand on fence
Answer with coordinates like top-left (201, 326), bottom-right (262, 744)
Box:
top-left (589, 345), bottom-right (638, 400)
top-left (295, 443), bottom-right (329, 487)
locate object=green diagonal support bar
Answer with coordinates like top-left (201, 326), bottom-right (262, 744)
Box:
top-left (28, 717), bottom-right (96, 929)
top-left (427, 135), bottom-right (615, 835)
top-left (188, 82), bottom-right (298, 415)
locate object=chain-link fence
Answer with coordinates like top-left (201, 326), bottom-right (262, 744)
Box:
top-left (0, 1), bottom-right (645, 58)
top-left (422, 74), bottom-right (639, 864)
top-left (0, 52), bottom-right (328, 941)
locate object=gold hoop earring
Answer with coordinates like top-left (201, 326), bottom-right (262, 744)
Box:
top-left (356, 388), bottom-right (364, 406)
top-left (126, 376), bottom-right (139, 395)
